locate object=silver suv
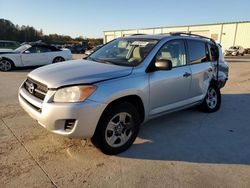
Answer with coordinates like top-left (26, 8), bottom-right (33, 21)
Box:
top-left (19, 33), bottom-right (228, 155)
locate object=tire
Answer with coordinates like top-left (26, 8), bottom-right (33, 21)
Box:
top-left (0, 59), bottom-right (14, 71)
top-left (200, 84), bottom-right (221, 113)
top-left (53, 57), bottom-right (65, 63)
top-left (92, 102), bottom-right (141, 155)
top-left (241, 53), bottom-right (244, 56)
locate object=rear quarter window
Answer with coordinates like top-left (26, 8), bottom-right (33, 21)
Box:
top-left (208, 43), bottom-right (218, 62)
top-left (187, 40), bottom-right (210, 64)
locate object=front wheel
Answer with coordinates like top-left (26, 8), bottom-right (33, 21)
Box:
top-left (0, 59), bottom-right (14, 71)
top-left (92, 102), bottom-right (140, 155)
top-left (53, 57), bottom-right (65, 63)
top-left (200, 85), bottom-right (221, 113)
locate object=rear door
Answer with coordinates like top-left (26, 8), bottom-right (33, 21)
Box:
top-left (186, 39), bottom-right (213, 100)
top-left (21, 46), bottom-right (49, 66)
top-left (149, 39), bottom-right (192, 115)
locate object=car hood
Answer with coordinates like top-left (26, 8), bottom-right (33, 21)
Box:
top-left (28, 59), bottom-right (133, 88)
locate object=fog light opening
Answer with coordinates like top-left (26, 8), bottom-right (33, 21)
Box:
top-left (64, 119), bottom-right (76, 132)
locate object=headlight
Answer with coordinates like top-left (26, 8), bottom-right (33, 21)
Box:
top-left (53, 85), bottom-right (96, 103)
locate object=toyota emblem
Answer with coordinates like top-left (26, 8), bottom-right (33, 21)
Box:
top-left (28, 83), bottom-right (35, 94)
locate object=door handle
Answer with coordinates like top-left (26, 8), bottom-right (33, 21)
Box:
top-left (183, 72), bottom-right (191, 78)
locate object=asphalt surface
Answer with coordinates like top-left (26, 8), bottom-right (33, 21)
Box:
top-left (0, 55), bottom-right (250, 188)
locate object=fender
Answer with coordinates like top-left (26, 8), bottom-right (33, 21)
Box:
top-left (1, 54), bottom-right (24, 67)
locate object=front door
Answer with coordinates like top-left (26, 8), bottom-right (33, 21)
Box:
top-left (21, 46), bottom-right (49, 66)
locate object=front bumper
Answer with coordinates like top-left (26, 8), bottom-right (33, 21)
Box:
top-left (19, 87), bottom-right (107, 138)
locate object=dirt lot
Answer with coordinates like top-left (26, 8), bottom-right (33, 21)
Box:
top-left (0, 57), bottom-right (250, 188)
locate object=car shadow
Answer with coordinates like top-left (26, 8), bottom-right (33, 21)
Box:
top-left (119, 93), bottom-right (250, 165)
top-left (10, 66), bottom-right (41, 73)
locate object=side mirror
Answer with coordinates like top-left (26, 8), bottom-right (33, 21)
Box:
top-left (24, 50), bottom-right (30, 54)
top-left (155, 59), bottom-right (172, 71)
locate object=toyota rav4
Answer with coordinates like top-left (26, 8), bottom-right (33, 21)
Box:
top-left (19, 33), bottom-right (229, 155)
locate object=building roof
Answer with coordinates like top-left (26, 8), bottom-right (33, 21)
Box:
top-left (104, 21), bottom-right (250, 33)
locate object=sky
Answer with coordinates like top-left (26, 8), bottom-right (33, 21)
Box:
top-left (1, 0), bottom-right (250, 38)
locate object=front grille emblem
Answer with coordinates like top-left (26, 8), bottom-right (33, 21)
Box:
top-left (28, 83), bottom-right (35, 94)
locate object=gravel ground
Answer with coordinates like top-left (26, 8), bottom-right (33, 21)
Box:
top-left (0, 57), bottom-right (250, 188)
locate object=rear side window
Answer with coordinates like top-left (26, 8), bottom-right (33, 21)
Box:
top-left (187, 40), bottom-right (209, 64)
top-left (208, 43), bottom-right (218, 61)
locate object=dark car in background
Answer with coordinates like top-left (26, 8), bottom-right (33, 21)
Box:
top-left (68, 44), bottom-right (88, 54)
top-left (85, 45), bottom-right (103, 56)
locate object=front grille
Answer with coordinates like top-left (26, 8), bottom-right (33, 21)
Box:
top-left (20, 94), bottom-right (41, 112)
top-left (23, 78), bottom-right (48, 100)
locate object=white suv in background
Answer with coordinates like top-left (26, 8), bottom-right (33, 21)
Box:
top-left (224, 46), bottom-right (244, 56)
top-left (19, 33), bottom-right (229, 155)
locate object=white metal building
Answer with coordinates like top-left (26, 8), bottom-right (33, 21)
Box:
top-left (103, 21), bottom-right (250, 51)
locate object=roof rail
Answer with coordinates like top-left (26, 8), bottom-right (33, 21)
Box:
top-left (170, 32), bottom-right (216, 43)
top-left (131, 34), bottom-right (147, 36)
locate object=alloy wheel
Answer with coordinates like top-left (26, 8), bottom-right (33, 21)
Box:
top-left (0, 60), bottom-right (12, 71)
top-left (105, 112), bottom-right (134, 148)
top-left (206, 87), bottom-right (218, 109)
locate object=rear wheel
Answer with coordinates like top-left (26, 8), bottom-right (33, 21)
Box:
top-left (92, 102), bottom-right (140, 155)
top-left (53, 57), bottom-right (65, 63)
top-left (200, 85), bottom-right (221, 113)
top-left (0, 59), bottom-right (14, 71)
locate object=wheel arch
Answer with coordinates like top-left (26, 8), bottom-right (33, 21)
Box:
top-left (99, 95), bottom-right (145, 125)
top-left (210, 78), bottom-right (220, 87)
top-left (52, 56), bottom-right (65, 63)
top-left (1, 57), bottom-right (15, 66)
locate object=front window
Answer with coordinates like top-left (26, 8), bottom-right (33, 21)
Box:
top-left (88, 38), bottom-right (158, 66)
top-left (28, 46), bottom-right (52, 53)
top-left (229, 46), bottom-right (238, 50)
top-left (14, 44), bottom-right (31, 53)
top-left (156, 40), bottom-right (186, 67)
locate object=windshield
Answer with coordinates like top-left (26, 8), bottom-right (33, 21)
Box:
top-left (14, 44), bottom-right (31, 53)
top-left (88, 38), bottom-right (158, 66)
top-left (229, 46), bottom-right (238, 50)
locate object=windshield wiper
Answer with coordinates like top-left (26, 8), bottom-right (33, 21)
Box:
top-left (88, 57), bottom-right (113, 65)
top-left (87, 56), bottom-right (95, 61)
top-left (96, 59), bottom-right (114, 65)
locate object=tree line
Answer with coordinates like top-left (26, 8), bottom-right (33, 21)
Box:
top-left (0, 19), bottom-right (103, 46)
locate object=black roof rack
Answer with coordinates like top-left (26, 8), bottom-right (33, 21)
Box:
top-left (131, 34), bottom-right (147, 36)
top-left (170, 32), bottom-right (216, 43)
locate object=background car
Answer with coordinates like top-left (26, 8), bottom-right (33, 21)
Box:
top-left (0, 40), bottom-right (20, 50)
top-left (243, 48), bottom-right (250, 54)
top-left (67, 44), bottom-right (88, 54)
top-left (224, 46), bottom-right (244, 56)
top-left (0, 41), bottom-right (72, 71)
top-left (85, 45), bottom-right (103, 56)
